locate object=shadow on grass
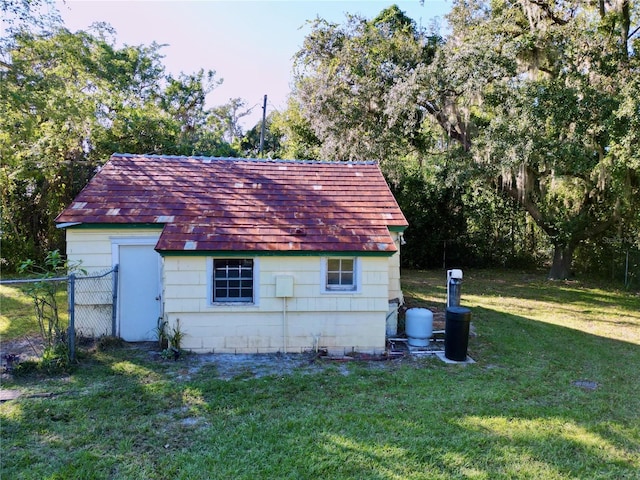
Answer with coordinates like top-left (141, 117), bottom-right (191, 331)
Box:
top-left (2, 301), bottom-right (639, 479)
top-left (403, 268), bottom-right (639, 307)
top-left (289, 306), bottom-right (640, 479)
top-left (402, 269), bottom-right (640, 347)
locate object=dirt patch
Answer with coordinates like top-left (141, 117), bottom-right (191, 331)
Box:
top-left (1, 335), bottom-right (45, 370)
top-left (193, 352), bottom-right (323, 380)
top-left (145, 349), bottom-right (368, 381)
top-left (2, 334), bottom-right (448, 386)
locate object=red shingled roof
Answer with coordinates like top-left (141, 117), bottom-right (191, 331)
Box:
top-left (56, 154), bottom-right (408, 254)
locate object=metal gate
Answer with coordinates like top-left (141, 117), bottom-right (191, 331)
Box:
top-left (68, 265), bottom-right (119, 359)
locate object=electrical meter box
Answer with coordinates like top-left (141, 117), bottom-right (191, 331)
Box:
top-left (275, 275), bottom-right (294, 298)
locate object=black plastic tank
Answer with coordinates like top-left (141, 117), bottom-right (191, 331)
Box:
top-left (445, 307), bottom-right (472, 361)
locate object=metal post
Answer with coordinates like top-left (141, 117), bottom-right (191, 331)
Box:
top-left (259, 94), bottom-right (267, 157)
top-left (68, 274), bottom-right (76, 362)
top-left (111, 264), bottom-right (119, 336)
top-left (625, 249), bottom-right (629, 288)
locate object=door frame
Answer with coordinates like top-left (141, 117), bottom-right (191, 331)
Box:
top-left (111, 236), bottom-right (162, 339)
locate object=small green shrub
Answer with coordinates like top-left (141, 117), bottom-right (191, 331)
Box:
top-left (159, 319), bottom-right (185, 360)
top-left (155, 318), bottom-right (168, 349)
top-left (160, 347), bottom-right (182, 361)
top-left (167, 319), bottom-right (184, 351)
top-left (11, 343), bottom-right (73, 376)
top-left (40, 344), bottom-right (71, 372)
top-left (11, 359), bottom-right (41, 376)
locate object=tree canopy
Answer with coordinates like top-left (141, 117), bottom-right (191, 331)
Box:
top-left (292, 5), bottom-right (442, 164)
top-left (284, 1), bottom-right (640, 279)
top-left (0, 4), bottom-right (247, 269)
top-left (2, 0), bottom-right (638, 281)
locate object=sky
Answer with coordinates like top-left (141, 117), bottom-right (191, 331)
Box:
top-left (55, 0), bottom-right (452, 128)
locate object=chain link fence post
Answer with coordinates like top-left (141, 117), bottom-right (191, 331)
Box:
top-left (112, 264), bottom-right (119, 336)
top-left (68, 273), bottom-right (76, 362)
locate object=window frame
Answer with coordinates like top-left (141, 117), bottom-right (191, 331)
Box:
top-left (321, 257), bottom-right (361, 294)
top-left (208, 258), bottom-right (259, 305)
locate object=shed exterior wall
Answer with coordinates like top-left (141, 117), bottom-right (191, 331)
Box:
top-left (65, 228), bottom-right (162, 337)
top-left (64, 227), bottom-right (403, 354)
top-left (163, 255), bottom-right (390, 354)
top-left (388, 231), bottom-right (403, 303)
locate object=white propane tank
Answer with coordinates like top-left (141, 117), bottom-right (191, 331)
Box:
top-left (405, 308), bottom-right (434, 347)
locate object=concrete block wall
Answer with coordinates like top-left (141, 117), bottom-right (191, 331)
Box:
top-left (163, 255), bottom-right (390, 354)
top-left (65, 228), bottom-right (402, 354)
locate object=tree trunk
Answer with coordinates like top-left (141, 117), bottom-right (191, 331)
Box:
top-left (548, 244), bottom-right (575, 280)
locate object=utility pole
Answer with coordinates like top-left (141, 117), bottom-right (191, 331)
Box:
top-left (259, 94), bottom-right (267, 157)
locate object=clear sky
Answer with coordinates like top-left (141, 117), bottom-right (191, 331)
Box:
top-left (56, 0), bottom-right (452, 128)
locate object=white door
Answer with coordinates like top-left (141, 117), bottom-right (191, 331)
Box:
top-left (118, 244), bottom-right (161, 341)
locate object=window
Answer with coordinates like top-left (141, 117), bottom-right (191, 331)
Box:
top-left (324, 258), bottom-right (358, 292)
top-left (212, 259), bottom-right (254, 303)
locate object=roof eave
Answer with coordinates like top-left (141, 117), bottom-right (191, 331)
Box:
top-left (56, 222), bottom-right (82, 229)
top-left (157, 249), bottom-right (397, 258)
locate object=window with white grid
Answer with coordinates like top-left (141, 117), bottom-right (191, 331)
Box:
top-left (212, 259), bottom-right (254, 302)
top-left (324, 258), bottom-right (358, 292)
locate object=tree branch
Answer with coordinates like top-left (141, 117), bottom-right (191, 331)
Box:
top-left (527, 0), bottom-right (570, 26)
top-left (500, 183), bottom-right (558, 238)
top-left (421, 100), bottom-right (471, 151)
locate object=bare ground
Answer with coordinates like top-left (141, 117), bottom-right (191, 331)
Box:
top-left (0, 335), bottom-right (45, 369)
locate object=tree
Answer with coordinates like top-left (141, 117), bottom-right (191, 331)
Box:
top-left (292, 5), bottom-right (442, 164)
top-left (285, 4), bottom-right (540, 269)
top-left (289, 2), bottom-right (640, 278)
top-left (269, 97), bottom-right (321, 160)
top-left (389, 158), bottom-right (469, 269)
top-left (1, 0), bottom-right (61, 39)
top-left (1, 27), bottom-right (126, 265)
top-left (0, 24), bottom-right (236, 269)
top-left (436, 0), bottom-right (640, 278)
top-left (208, 97), bottom-right (252, 145)
top-left (239, 113), bottom-right (282, 158)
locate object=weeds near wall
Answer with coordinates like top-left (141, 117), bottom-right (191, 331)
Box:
top-left (160, 319), bottom-right (184, 361)
top-left (155, 318), bottom-right (169, 350)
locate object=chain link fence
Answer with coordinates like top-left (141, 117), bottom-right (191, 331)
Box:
top-left (1, 265), bottom-right (118, 362)
top-left (70, 266), bottom-right (119, 338)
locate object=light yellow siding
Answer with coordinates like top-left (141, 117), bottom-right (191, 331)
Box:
top-left (66, 228), bottom-right (162, 271)
top-left (65, 228), bottom-right (161, 337)
top-left (388, 231), bottom-right (404, 303)
top-left (163, 256), bottom-right (390, 354)
top-left (65, 227), bottom-right (404, 354)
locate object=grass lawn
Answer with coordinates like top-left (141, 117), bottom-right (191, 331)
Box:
top-left (1, 269), bottom-right (639, 479)
top-left (0, 281), bottom-right (68, 341)
top-left (0, 284), bottom-right (41, 341)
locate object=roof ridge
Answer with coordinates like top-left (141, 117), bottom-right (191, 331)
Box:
top-left (110, 153), bottom-right (377, 166)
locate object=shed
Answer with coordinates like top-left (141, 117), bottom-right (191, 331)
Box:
top-left (56, 154), bottom-right (408, 354)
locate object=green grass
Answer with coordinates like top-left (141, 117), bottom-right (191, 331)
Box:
top-left (0, 284), bottom-right (41, 340)
top-left (0, 282), bottom-right (69, 341)
top-left (1, 269), bottom-right (639, 479)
